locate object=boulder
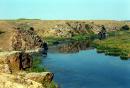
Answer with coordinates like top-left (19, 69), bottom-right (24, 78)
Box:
top-left (7, 51), bottom-right (32, 71)
top-left (25, 72), bottom-right (54, 87)
top-left (0, 72), bottom-right (54, 88)
top-left (0, 73), bottom-right (44, 88)
top-left (0, 51), bottom-right (32, 73)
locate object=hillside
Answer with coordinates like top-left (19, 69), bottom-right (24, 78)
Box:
top-left (0, 20), bottom-right (130, 48)
top-left (0, 20), bottom-right (129, 30)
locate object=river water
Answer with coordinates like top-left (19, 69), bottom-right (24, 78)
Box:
top-left (42, 41), bottom-right (130, 88)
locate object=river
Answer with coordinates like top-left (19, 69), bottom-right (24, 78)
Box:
top-left (42, 41), bottom-right (130, 88)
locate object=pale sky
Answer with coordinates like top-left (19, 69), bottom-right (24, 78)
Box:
top-left (0, 0), bottom-right (130, 20)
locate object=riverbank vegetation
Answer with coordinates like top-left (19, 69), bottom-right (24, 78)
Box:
top-left (93, 30), bottom-right (130, 59)
top-left (26, 55), bottom-right (58, 88)
top-left (44, 33), bottom-right (97, 45)
top-left (27, 55), bottom-right (46, 72)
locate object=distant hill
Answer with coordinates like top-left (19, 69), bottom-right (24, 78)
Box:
top-left (123, 20), bottom-right (130, 22)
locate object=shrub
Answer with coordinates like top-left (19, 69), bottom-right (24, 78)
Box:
top-left (120, 25), bottom-right (129, 30)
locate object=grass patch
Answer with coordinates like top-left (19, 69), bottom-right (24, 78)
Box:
top-left (26, 55), bottom-right (47, 72)
top-left (25, 55), bottom-right (58, 88)
top-left (44, 36), bottom-right (68, 45)
top-left (71, 34), bottom-right (88, 41)
top-left (93, 30), bottom-right (130, 59)
top-left (44, 33), bottom-right (97, 46)
top-left (48, 81), bottom-right (58, 88)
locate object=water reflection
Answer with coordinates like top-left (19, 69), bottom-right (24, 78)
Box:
top-left (43, 48), bottom-right (130, 88)
top-left (49, 41), bottom-right (130, 60)
top-left (120, 57), bottom-right (129, 60)
top-left (58, 41), bottom-right (93, 53)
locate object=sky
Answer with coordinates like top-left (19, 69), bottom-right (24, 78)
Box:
top-left (0, 0), bottom-right (130, 20)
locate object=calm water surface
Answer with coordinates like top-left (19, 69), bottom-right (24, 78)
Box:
top-left (42, 41), bottom-right (130, 88)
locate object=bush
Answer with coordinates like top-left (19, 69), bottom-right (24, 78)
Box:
top-left (120, 25), bottom-right (129, 30)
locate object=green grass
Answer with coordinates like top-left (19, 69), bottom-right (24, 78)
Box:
top-left (44, 33), bottom-right (97, 45)
top-left (26, 55), bottom-right (47, 72)
top-left (71, 34), bottom-right (88, 41)
top-left (93, 30), bottom-right (130, 59)
top-left (48, 81), bottom-right (58, 88)
top-left (25, 55), bottom-right (58, 88)
top-left (44, 36), bottom-right (68, 45)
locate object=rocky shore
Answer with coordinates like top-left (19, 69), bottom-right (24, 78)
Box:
top-left (0, 26), bottom-right (55, 88)
top-left (0, 51), bottom-right (54, 88)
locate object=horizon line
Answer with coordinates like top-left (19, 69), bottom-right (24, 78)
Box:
top-left (0, 18), bottom-right (129, 21)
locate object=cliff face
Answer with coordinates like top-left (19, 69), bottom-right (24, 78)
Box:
top-left (0, 21), bottom-right (54, 88)
top-left (36, 21), bottom-right (94, 38)
top-left (0, 51), bottom-right (32, 73)
top-left (35, 20), bottom-right (130, 38)
top-left (11, 28), bottom-right (44, 51)
top-left (0, 26), bottom-right (47, 51)
top-left (0, 51), bottom-right (54, 88)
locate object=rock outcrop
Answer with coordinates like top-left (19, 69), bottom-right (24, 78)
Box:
top-left (0, 23), bottom-right (48, 52)
top-left (37, 21), bottom-right (92, 38)
top-left (11, 27), bottom-right (45, 51)
top-left (25, 72), bottom-right (54, 87)
top-left (0, 22), bottom-right (54, 88)
top-left (0, 20), bottom-right (129, 49)
top-left (0, 51), bottom-right (32, 73)
top-left (35, 20), bottom-right (130, 39)
top-left (0, 51), bottom-right (54, 88)
top-left (0, 73), bottom-right (43, 88)
top-left (0, 72), bottom-right (54, 88)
